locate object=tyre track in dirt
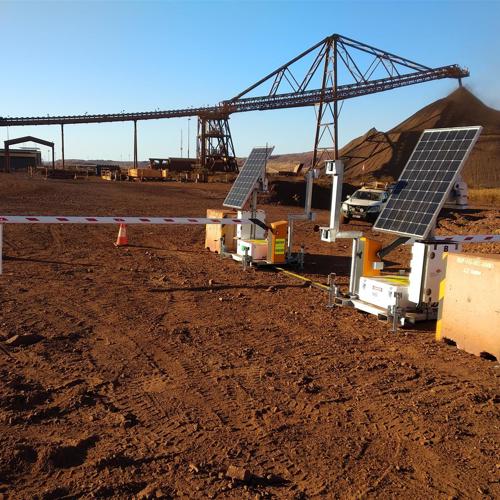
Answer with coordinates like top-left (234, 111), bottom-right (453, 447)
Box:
top-left (53, 257), bottom-right (226, 457)
top-left (165, 263), bottom-right (404, 495)
top-left (169, 341), bottom-right (323, 495)
top-left (150, 276), bottom-right (343, 494)
top-left (67, 243), bottom-right (321, 494)
top-left (2, 175), bottom-right (499, 499)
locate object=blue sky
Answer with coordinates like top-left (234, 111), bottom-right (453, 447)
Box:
top-left (1, 0), bottom-right (499, 162)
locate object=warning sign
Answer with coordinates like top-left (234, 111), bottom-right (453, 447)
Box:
top-left (275, 238), bottom-right (285, 255)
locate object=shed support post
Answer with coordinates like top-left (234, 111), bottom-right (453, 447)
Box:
top-left (4, 145), bottom-right (9, 173)
top-left (133, 120), bottom-right (138, 169)
top-left (61, 124), bottom-right (65, 170)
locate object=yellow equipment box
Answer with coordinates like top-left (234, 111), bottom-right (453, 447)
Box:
top-left (267, 220), bottom-right (288, 264)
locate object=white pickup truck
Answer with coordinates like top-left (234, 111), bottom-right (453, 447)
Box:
top-left (341, 185), bottom-right (391, 223)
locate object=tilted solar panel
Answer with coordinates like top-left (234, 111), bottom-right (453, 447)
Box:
top-left (223, 146), bottom-right (274, 209)
top-left (373, 126), bottom-right (482, 239)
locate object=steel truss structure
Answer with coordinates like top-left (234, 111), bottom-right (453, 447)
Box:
top-left (197, 114), bottom-right (237, 172)
top-left (0, 34), bottom-right (468, 172)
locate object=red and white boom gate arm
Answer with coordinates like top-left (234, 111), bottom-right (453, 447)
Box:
top-left (0, 215), bottom-right (258, 225)
top-left (0, 215), bottom-right (266, 274)
top-left (429, 235), bottom-right (500, 243)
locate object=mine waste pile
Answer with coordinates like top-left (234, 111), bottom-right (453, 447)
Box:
top-left (268, 88), bottom-right (500, 188)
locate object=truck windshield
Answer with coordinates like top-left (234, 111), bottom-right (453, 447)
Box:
top-left (351, 191), bottom-right (384, 201)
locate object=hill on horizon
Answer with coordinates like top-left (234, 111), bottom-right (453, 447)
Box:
top-left (268, 87), bottom-right (500, 188)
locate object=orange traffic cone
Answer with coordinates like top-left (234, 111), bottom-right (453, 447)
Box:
top-left (114, 224), bottom-right (129, 246)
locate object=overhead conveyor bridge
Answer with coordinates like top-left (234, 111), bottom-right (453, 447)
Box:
top-left (0, 34), bottom-right (469, 171)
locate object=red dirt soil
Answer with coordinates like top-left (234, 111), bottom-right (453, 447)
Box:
top-left (0, 174), bottom-right (499, 499)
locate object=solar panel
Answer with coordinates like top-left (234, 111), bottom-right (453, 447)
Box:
top-left (223, 146), bottom-right (274, 209)
top-left (373, 126), bottom-right (482, 239)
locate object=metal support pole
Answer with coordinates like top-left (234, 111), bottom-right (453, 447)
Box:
top-left (305, 171), bottom-right (313, 216)
top-left (219, 236), bottom-right (225, 258)
top-left (133, 120), bottom-right (138, 169)
top-left (328, 160), bottom-right (344, 233)
top-left (61, 124), bottom-right (65, 170)
top-left (348, 237), bottom-right (360, 296)
top-left (287, 218), bottom-right (294, 261)
top-left (51, 146), bottom-right (55, 171)
top-left (327, 273), bottom-right (337, 307)
top-left (299, 244), bottom-right (305, 270)
top-left (250, 189), bottom-right (257, 240)
top-left (389, 292), bottom-right (402, 333)
top-left (243, 247), bottom-right (250, 271)
top-left (378, 236), bottom-right (410, 260)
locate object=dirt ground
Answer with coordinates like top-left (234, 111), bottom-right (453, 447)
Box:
top-left (0, 173), bottom-right (499, 499)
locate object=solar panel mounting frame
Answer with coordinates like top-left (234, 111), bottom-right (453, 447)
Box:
top-left (373, 126), bottom-right (482, 240)
top-left (223, 146), bottom-right (274, 209)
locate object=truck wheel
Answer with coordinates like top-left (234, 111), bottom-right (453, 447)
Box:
top-left (341, 214), bottom-right (350, 224)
